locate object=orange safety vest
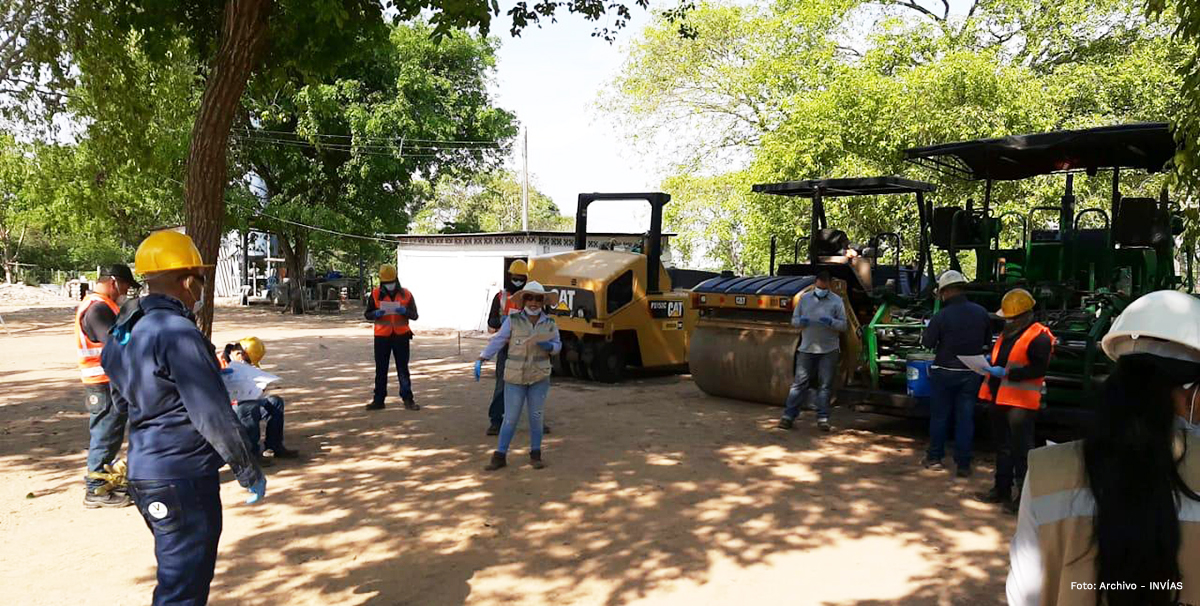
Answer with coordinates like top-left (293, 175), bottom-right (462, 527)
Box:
top-left (499, 290), bottom-right (522, 315)
top-left (978, 322), bottom-right (1056, 410)
top-left (372, 287), bottom-right (413, 338)
top-left (74, 294), bottom-right (120, 385)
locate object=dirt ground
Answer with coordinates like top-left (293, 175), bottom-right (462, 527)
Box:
top-left (0, 304), bottom-right (1014, 605)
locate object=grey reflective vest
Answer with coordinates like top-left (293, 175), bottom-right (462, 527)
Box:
top-left (1024, 434), bottom-right (1200, 606)
top-left (504, 312), bottom-right (557, 385)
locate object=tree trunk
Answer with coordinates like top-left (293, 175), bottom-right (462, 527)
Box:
top-left (278, 231), bottom-right (307, 315)
top-left (184, 0), bottom-right (272, 336)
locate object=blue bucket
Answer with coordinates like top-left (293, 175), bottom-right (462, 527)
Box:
top-left (906, 353), bottom-right (935, 398)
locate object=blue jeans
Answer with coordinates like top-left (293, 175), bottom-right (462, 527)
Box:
top-left (373, 336), bottom-right (413, 403)
top-left (128, 474), bottom-right (222, 606)
top-left (235, 396), bottom-right (286, 454)
top-left (926, 368), bottom-right (983, 467)
top-left (85, 384), bottom-right (127, 490)
top-left (782, 351), bottom-right (840, 421)
top-left (497, 379), bottom-right (549, 454)
top-left (488, 347), bottom-right (508, 426)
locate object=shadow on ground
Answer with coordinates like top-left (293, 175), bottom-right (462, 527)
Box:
top-left (0, 306), bottom-right (1013, 605)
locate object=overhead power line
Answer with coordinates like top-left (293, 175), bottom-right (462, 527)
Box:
top-left (246, 209), bottom-right (399, 244)
top-left (235, 127), bottom-right (507, 147)
top-left (230, 133), bottom-right (503, 159)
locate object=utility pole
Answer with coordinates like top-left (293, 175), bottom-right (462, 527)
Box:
top-left (521, 127), bottom-right (529, 232)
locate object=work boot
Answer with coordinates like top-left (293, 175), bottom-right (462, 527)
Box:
top-left (974, 487), bottom-right (1011, 504)
top-left (955, 465), bottom-right (973, 478)
top-left (921, 457), bottom-right (946, 471)
top-left (777, 417), bottom-right (794, 430)
top-left (365, 401), bottom-right (385, 411)
top-left (486, 423), bottom-right (501, 436)
top-left (255, 454), bottom-right (275, 468)
top-left (83, 488), bottom-right (132, 509)
top-left (403, 398), bottom-right (420, 411)
top-left (817, 418), bottom-right (832, 432)
top-left (268, 446), bottom-right (300, 459)
top-left (485, 451), bottom-right (507, 471)
top-left (530, 450), bottom-right (545, 469)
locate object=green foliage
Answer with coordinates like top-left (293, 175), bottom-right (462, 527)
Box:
top-left (411, 172), bottom-right (570, 234)
top-left (608, 0), bottom-right (1187, 274)
top-left (227, 21), bottom-right (516, 309)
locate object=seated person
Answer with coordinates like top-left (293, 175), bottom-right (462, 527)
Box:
top-left (221, 337), bottom-right (299, 460)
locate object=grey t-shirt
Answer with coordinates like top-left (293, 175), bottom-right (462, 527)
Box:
top-left (793, 290), bottom-right (848, 354)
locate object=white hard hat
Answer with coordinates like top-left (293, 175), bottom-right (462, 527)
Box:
top-left (511, 280), bottom-right (560, 307)
top-left (1101, 290), bottom-right (1200, 364)
top-left (937, 270), bottom-right (967, 290)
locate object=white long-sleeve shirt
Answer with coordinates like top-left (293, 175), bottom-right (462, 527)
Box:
top-left (1006, 475), bottom-right (1043, 606)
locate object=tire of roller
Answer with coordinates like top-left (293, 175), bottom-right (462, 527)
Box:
top-left (589, 341), bottom-right (626, 383)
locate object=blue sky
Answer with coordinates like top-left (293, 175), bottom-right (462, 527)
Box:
top-left (490, 9), bottom-right (657, 233)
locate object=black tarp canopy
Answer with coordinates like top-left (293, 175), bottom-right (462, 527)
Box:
top-left (903, 123), bottom-right (1177, 181)
top-left (751, 176), bottom-right (936, 197)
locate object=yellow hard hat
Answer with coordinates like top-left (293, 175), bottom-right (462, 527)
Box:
top-left (997, 288), bottom-right (1036, 318)
top-left (239, 337), bottom-right (265, 366)
top-left (134, 230), bottom-right (211, 275)
top-left (508, 259), bottom-right (528, 276)
top-left (379, 264), bottom-right (397, 282)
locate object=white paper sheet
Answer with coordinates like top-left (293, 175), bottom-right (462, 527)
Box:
top-left (956, 354), bottom-right (993, 376)
top-left (221, 362), bottom-right (282, 402)
top-left (379, 301), bottom-right (405, 315)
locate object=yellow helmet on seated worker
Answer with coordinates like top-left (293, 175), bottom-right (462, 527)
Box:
top-left (379, 264), bottom-right (397, 283)
top-left (508, 259), bottom-right (528, 277)
top-left (239, 337), bottom-right (266, 366)
top-left (997, 288), bottom-right (1036, 319)
top-left (135, 230), bottom-right (212, 275)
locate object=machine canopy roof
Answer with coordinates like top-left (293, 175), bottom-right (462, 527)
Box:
top-left (903, 122), bottom-right (1177, 181)
top-left (751, 176), bottom-right (935, 198)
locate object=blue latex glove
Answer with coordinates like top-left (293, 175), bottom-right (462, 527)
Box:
top-left (245, 477), bottom-right (267, 505)
top-left (370, 309), bottom-right (386, 320)
top-left (818, 316), bottom-right (834, 326)
top-left (537, 341), bottom-right (555, 352)
top-left (796, 316), bottom-right (812, 327)
top-left (473, 359), bottom-right (483, 381)
top-left (394, 305), bottom-right (407, 316)
top-left (986, 365), bottom-right (1007, 378)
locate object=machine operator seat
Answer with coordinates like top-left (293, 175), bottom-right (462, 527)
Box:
top-left (1114, 198), bottom-right (1167, 247)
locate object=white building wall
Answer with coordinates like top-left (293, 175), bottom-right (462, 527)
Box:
top-left (395, 234), bottom-right (666, 331)
top-left (397, 243), bottom-right (543, 331)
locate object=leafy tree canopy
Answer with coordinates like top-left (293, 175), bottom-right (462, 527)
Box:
top-left (607, 0), bottom-right (1188, 274)
top-left (228, 21), bottom-right (517, 311)
top-left (412, 172), bottom-right (570, 234)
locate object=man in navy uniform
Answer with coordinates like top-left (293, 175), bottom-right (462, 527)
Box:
top-left (103, 230), bottom-right (265, 605)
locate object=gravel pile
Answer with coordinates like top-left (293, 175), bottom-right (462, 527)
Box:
top-left (0, 283), bottom-right (73, 308)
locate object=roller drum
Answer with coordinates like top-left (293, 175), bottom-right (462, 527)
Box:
top-left (688, 319), bottom-right (802, 405)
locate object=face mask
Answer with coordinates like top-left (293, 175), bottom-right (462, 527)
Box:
top-left (814, 288), bottom-right (829, 298)
top-left (511, 279), bottom-right (526, 288)
top-left (1179, 383), bottom-right (1200, 435)
top-left (525, 305), bottom-right (541, 316)
top-left (384, 282), bottom-right (396, 292)
top-left (183, 276), bottom-right (204, 314)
